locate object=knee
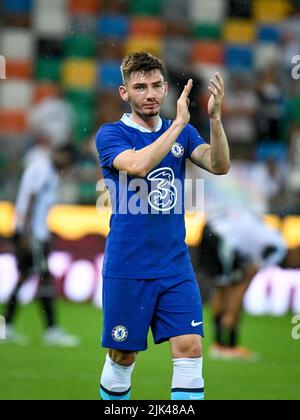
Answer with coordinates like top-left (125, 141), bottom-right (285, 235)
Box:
top-left (172, 337), bottom-right (203, 359)
top-left (109, 350), bottom-right (137, 367)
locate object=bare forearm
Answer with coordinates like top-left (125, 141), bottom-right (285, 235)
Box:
top-left (132, 120), bottom-right (185, 177)
top-left (210, 116), bottom-right (230, 174)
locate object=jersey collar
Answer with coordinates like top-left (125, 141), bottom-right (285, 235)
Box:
top-left (121, 114), bottom-right (163, 133)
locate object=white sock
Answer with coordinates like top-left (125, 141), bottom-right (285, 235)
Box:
top-left (171, 358), bottom-right (205, 400)
top-left (100, 354), bottom-right (135, 400)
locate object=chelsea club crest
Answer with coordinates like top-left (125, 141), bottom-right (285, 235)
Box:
top-left (171, 143), bottom-right (184, 158)
top-left (112, 325), bottom-right (128, 342)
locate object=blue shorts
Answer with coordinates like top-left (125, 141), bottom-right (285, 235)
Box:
top-left (101, 273), bottom-right (204, 351)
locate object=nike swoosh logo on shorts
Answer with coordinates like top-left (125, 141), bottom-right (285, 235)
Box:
top-left (191, 321), bottom-right (203, 327)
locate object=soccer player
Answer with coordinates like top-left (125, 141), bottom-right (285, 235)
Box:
top-left (96, 52), bottom-right (230, 401)
top-left (3, 145), bottom-right (79, 347)
top-left (198, 208), bottom-right (288, 360)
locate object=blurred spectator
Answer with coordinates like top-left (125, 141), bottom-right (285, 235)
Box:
top-left (29, 95), bottom-right (75, 147)
top-left (186, 145), bottom-right (284, 214)
top-left (256, 67), bottom-right (287, 143)
top-left (223, 73), bottom-right (258, 144)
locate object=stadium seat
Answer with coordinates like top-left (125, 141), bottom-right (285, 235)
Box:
top-left (161, 0), bottom-right (187, 22)
top-left (193, 63), bottom-right (228, 87)
top-left (255, 43), bottom-right (283, 70)
top-left (0, 80), bottom-right (33, 110)
top-left (189, 0), bottom-right (226, 23)
top-left (130, 17), bottom-right (164, 38)
top-left (193, 23), bottom-right (222, 41)
top-left (34, 83), bottom-right (60, 104)
top-left (227, 0), bottom-right (253, 18)
top-left (70, 15), bottom-right (98, 35)
top-left (62, 59), bottom-right (97, 89)
top-left (257, 142), bottom-right (288, 161)
top-left (38, 39), bottom-right (63, 58)
top-left (63, 35), bottom-right (97, 59)
top-left (192, 41), bottom-right (225, 65)
top-left (33, 0), bottom-right (69, 37)
top-left (6, 60), bottom-right (33, 79)
top-left (223, 19), bottom-right (256, 44)
top-left (258, 25), bottom-right (281, 43)
top-left (3, 0), bottom-right (32, 13)
top-left (65, 89), bottom-right (96, 111)
top-left (288, 98), bottom-right (300, 123)
top-left (253, 0), bottom-right (291, 23)
top-left (98, 61), bottom-right (123, 90)
top-left (69, 0), bottom-right (101, 15)
top-left (129, 0), bottom-right (162, 16)
top-left (35, 58), bottom-right (61, 82)
top-left (225, 45), bottom-right (254, 70)
top-left (72, 105), bottom-right (95, 143)
top-left (0, 28), bottom-right (34, 60)
top-left (97, 15), bottom-right (129, 39)
top-left (0, 110), bottom-right (28, 134)
top-left (124, 37), bottom-right (163, 57)
top-left (164, 38), bottom-right (192, 70)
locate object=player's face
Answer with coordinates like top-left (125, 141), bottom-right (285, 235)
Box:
top-left (120, 70), bottom-right (168, 118)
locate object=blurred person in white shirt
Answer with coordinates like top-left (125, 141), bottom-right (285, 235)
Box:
top-left (3, 145), bottom-right (79, 347)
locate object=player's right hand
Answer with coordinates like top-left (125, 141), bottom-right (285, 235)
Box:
top-left (176, 79), bottom-right (193, 126)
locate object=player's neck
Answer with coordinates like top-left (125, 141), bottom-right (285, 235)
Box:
top-left (130, 112), bottom-right (160, 132)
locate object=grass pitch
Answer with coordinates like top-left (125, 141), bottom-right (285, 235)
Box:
top-left (0, 301), bottom-right (299, 400)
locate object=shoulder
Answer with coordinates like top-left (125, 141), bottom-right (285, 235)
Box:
top-left (25, 157), bottom-right (51, 176)
top-left (96, 121), bottom-right (129, 143)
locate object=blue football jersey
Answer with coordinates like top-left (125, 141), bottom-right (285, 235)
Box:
top-left (96, 114), bottom-right (206, 279)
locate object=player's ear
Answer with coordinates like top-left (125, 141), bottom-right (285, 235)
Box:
top-left (119, 85), bottom-right (129, 102)
top-left (164, 81), bottom-right (169, 95)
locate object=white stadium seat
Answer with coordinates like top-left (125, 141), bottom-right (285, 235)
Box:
top-left (0, 80), bottom-right (33, 110)
top-left (0, 29), bottom-right (34, 60)
top-left (188, 0), bottom-right (226, 24)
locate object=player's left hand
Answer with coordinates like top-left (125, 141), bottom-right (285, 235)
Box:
top-left (208, 72), bottom-right (224, 119)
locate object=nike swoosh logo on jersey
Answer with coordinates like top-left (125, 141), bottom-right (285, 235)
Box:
top-left (191, 321), bottom-right (203, 327)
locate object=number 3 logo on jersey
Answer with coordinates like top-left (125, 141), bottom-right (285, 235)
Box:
top-left (147, 167), bottom-right (178, 212)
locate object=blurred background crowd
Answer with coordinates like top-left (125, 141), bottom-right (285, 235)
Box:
top-left (0, 0), bottom-right (300, 215)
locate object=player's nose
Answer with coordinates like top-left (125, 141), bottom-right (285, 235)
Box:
top-left (145, 87), bottom-right (157, 100)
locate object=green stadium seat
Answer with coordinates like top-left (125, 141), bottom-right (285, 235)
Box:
top-left (193, 23), bottom-right (222, 40)
top-left (65, 89), bottom-right (96, 109)
top-left (63, 35), bottom-right (97, 59)
top-left (72, 104), bottom-right (95, 143)
top-left (35, 58), bottom-right (61, 82)
top-left (129, 0), bottom-right (161, 16)
top-left (288, 98), bottom-right (300, 123)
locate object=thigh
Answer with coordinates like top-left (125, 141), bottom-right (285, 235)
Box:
top-left (102, 277), bottom-right (158, 352)
top-left (152, 275), bottom-right (204, 345)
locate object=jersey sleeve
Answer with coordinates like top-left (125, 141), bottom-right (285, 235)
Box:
top-left (96, 124), bottom-right (133, 170)
top-left (186, 124), bottom-right (206, 159)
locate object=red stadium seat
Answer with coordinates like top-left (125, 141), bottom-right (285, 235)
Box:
top-left (6, 60), bottom-right (33, 79)
top-left (192, 41), bottom-right (225, 65)
top-left (130, 17), bottom-right (164, 38)
top-left (0, 110), bottom-right (28, 133)
top-left (68, 0), bottom-right (102, 15)
top-left (33, 83), bottom-right (60, 104)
